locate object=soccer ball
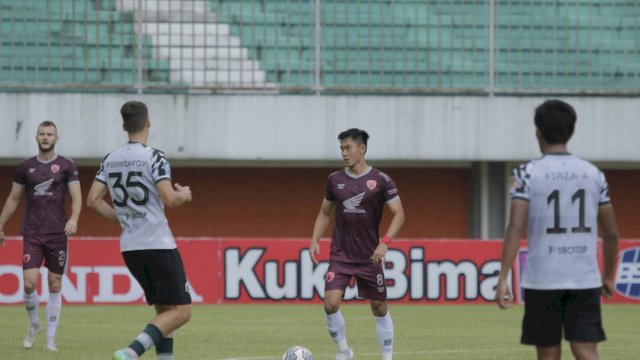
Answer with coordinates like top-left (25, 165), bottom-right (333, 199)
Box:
top-left (282, 346), bottom-right (314, 360)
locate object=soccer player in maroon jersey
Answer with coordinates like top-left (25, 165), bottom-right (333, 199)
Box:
top-left (0, 121), bottom-right (82, 352)
top-left (309, 128), bottom-right (405, 360)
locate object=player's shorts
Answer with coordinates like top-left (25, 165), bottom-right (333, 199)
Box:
top-left (22, 233), bottom-right (68, 274)
top-left (122, 248), bottom-right (192, 306)
top-left (521, 288), bottom-right (606, 347)
top-left (324, 259), bottom-right (387, 301)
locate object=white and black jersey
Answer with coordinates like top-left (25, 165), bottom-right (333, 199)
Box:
top-left (511, 153), bottom-right (610, 290)
top-left (96, 142), bottom-right (176, 251)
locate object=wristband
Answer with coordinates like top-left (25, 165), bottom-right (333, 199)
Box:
top-left (381, 236), bottom-right (392, 245)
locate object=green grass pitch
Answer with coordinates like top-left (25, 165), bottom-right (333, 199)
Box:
top-left (1, 304), bottom-right (638, 359)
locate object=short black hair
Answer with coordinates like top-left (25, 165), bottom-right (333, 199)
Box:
top-left (38, 120), bottom-right (57, 129)
top-left (534, 99), bottom-right (576, 144)
top-left (120, 101), bottom-right (149, 133)
top-left (338, 128), bottom-right (369, 146)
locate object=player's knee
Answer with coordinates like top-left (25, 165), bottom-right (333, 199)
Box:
top-left (23, 280), bottom-right (37, 294)
top-left (569, 342), bottom-right (598, 360)
top-left (323, 300), bottom-right (340, 315)
top-left (370, 301), bottom-right (388, 317)
top-left (177, 305), bottom-right (192, 326)
top-left (23, 283), bottom-right (36, 294)
top-left (48, 281), bottom-right (62, 293)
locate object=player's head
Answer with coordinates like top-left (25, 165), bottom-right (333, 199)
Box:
top-left (338, 128), bottom-right (369, 167)
top-left (120, 101), bottom-right (150, 134)
top-left (534, 100), bottom-right (576, 147)
top-left (35, 120), bottom-right (58, 153)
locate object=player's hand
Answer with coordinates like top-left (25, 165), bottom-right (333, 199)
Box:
top-left (371, 243), bottom-right (387, 266)
top-left (174, 183), bottom-right (192, 203)
top-left (601, 278), bottom-right (615, 299)
top-left (309, 242), bottom-right (320, 265)
top-left (0, 229), bottom-right (5, 246)
top-left (64, 220), bottom-right (78, 235)
top-left (495, 281), bottom-right (513, 309)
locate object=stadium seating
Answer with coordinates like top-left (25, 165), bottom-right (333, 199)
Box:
top-left (208, 0), bottom-right (640, 91)
top-left (116, 0), bottom-right (270, 88)
top-left (0, 0), bottom-right (172, 88)
top-left (0, 0), bottom-right (638, 91)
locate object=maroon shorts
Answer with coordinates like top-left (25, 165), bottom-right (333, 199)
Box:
top-left (324, 260), bottom-right (387, 300)
top-left (22, 234), bottom-right (68, 275)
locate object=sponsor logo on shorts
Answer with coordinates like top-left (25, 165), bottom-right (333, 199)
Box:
top-left (367, 180), bottom-right (377, 190)
top-left (326, 271), bottom-right (335, 283)
top-left (51, 164), bottom-right (60, 173)
top-left (615, 247), bottom-right (640, 299)
top-left (185, 282), bottom-right (191, 294)
top-left (23, 254), bottom-right (31, 263)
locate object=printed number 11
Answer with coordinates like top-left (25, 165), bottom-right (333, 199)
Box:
top-left (546, 189), bottom-right (592, 234)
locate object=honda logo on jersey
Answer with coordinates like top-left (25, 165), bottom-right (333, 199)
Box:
top-left (34, 178), bottom-right (54, 196)
top-left (343, 192), bottom-right (366, 213)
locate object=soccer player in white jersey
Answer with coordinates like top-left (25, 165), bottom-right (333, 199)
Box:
top-left (496, 100), bottom-right (619, 360)
top-left (87, 101), bottom-right (193, 360)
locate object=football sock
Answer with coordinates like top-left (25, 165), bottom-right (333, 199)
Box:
top-left (128, 324), bottom-right (163, 356)
top-left (375, 312), bottom-right (394, 357)
top-left (24, 291), bottom-right (40, 328)
top-left (325, 310), bottom-right (349, 352)
top-left (156, 334), bottom-right (174, 360)
top-left (46, 292), bottom-right (62, 339)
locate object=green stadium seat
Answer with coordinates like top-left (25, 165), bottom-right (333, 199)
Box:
top-left (1, 0), bottom-right (638, 91)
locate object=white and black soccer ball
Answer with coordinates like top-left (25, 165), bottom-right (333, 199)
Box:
top-left (282, 346), bottom-right (314, 360)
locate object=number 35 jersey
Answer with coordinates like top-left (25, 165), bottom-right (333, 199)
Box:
top-left (511, 153), bottom-right (610, 290)
top-left (95, 142), bottom-right (176, 252)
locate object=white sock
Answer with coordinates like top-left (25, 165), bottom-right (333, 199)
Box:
top-left (125, 348), bottom-right (140, 359)
top-left (24, 291), bottom-right (40, 328)
top-left (375, 312), bottom-right (394, 357)
top-left (46, 292), bottom-right (62, 339)
top-left (325, 310), bottom-right (349, 352)
top-left (157, 354), bottom-right (174, 360)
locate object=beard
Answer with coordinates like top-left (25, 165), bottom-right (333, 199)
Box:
top-left (38, 142), bottom-right (55, 153)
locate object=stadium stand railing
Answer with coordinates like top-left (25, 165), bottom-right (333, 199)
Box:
top-left (0, 0), bottom-right (638, 94)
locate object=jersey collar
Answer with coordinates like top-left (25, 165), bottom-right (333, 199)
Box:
top-left (345, 166), bottom-right (372, 179)
top-left (36, 154), bottom-right (58, 164)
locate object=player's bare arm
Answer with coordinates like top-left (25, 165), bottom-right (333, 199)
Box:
top-left (309, 199), bottom-right (335, 265)
top-left (598, 203), bottom-right (619, 298)
top-left (157, 180), bottom-right (192, 208)
top-left (0, 183), bottom-right (25, 246)
top-left (86, 181), bottom-right (119, 222)
top-left (371, 198), bottom-right (405, 265)
top-left (496, 198), bottom-right (529, 309)
top-left (65, 182), bottom-right (82, 235)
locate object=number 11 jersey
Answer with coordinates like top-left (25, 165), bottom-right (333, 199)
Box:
top-left (95, 142), bottom-right (176, 251)
top-left (511, 153), bottom-right (610, 290)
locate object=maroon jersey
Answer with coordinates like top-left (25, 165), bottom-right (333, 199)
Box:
top-left (13, 155), bottom-right (79, 235)
top-left (325, 167), bottom-right (399, 263)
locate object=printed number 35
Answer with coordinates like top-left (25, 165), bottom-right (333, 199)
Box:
top-left (108, 171), bottom-right (150, 207)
